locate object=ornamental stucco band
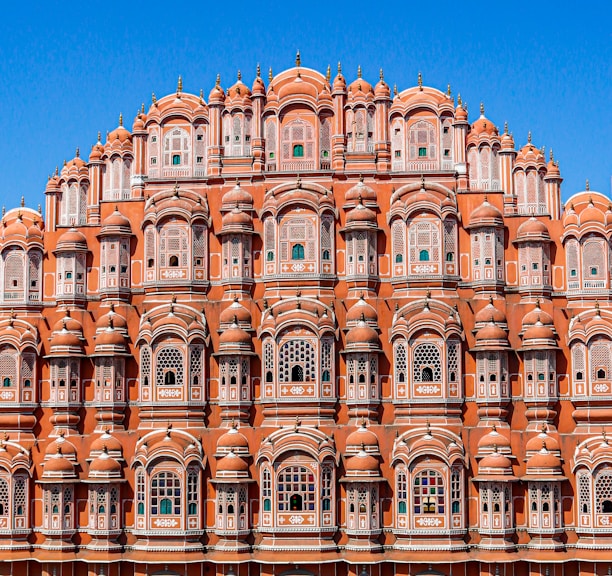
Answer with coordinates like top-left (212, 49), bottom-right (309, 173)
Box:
top-left (0, 62), bottom-right (609, 576)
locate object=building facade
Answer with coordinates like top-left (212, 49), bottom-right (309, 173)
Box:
top-left (0, 60), bottom-right (610, 576)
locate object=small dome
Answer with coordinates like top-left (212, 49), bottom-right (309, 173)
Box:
top-left (580, 198), bottom-right (605, 226)
top-left (222, 181), bottom-right (253, 207)
top-left (3, 217), bottom-right (27, 239)
top-left (217, 451), bottom-right (249, 473)
top-left (52, 313), bottom-right (82, 333)
top-left (522, 320), bottom-right (555, 342)
top-left (471, 112), bottom-right (499, 136)
top-left (516, 217), bottom-right (550, 241)
top-left (479, 451), bottom-right (513, 472)
top-left (219, 322), bottom-right (251, 346)
top-left (89, 141), bottom-right (104, 161)
top-left (219, 299), bottom-right (251, 325)
top-left (44, 448), bottom-right (75, 476)
top-left (47, 436), bottom-right (77, 459)
top-left (455, 103), bottom-right (468, 122)
top-left (475, 321), bottom-right (507, 342)
top-left (56, 228), bottom-right (88, 249)
top-left (278, 73), bottom-right (318, 101)
top-left (346, 296), bottom-right (378, 324)
top-left (374, 71), bottom-right (390, 99)
top-left (345, 450), bottom-right (379, 473)
top-left (208, 79), bottom-right (226, 104)
top-left (90, 431), bottom-right (123, 454)
top-left (89, 450), bottom-right (122, 476)
top-left (346, 424), bottom-right (379, 451)
top-left (478, 426), bottom-right (511, 451)
top-left (332, 66), bottom-right (346, 92)
top-left (474, 300), bottom-right (507, 325)
top-left (526, 446), bottom-right (562, 471)
top-left (348, 72), bottom-right (373, 97)
top-left (108, 119), bottom-right (132, 143)
top-left (522, 302), bottom-right (553, 328)
top-left (97, 305), bottom-right (128, 332)
top-left (96, 326), bottom-right (126, 347)
top-left (222, 207), bottom-right (252, 228)
top-left (101, 207), bottom-right (131, 231)
top-left (525, 429), bottom-right (560, 453)
top-left (345, 179), bottom-right (377, 204)
top-left (346, 320), bottom-right (379, 346)
top-left (516, 142), bottom-right (545, 165)
top-left (346, 201), bottom-right (376, 224)
top-left (468, 199), bottom-right (503, 228)
top-left (217, 426), bottom-right (249, 452)
top-left (226, 74), bottom-right (252, 101)
top-left (252, 73), bottom-right (266, 96)
top-left (50, 327), bottom-right (82, 348)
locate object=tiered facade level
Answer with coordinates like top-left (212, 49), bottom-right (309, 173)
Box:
top-left (0, 60), bottom-right (611, 576)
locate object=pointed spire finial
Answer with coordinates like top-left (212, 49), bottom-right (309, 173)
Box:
top-left (586, 179), bottom-right (590, 191)
top-left (393, 84), bottom-right (398, 96)
top-left (296, 49), bottom-right (301, 67)
top-left (199, 88), bottom-right (204, 104)
top-left (20, 196), bottom-right (25, 208)
top-left (177, 75), bottom-right (183, 94)
top-left (503, 121), bottom-right (508, 135)
top-left (237, 70), bottom-right (242, 82)
top-left (256, 63), bottom-right (261, 78)
top-left (141, 102), bottom-right (145, 114)
top-left (527, 131), bottom-right (532, 144)
top-left (480, 102), bottom-right (485, 116)
top-left (118, 113), bottom-right (123, 127)
top-left (457, 93), bottom-right (462, 106)
top-left (357, 64), bottom-right (362, 78)
top-left (418, 71), bottom-right (423, 90)
top-left (75, 147), bottom-right (80, 158)
top-left (326, 64), bottom-right (331, 82)
top-left (550, 148), bottom-right (554, 162)
top-left (152, 92), bottom-right (157, 105)
top-left (216, 74), bottom-right (220, 87)
top-left (337, 61), bottom-right (342, 75)
top-left (378, 68), bottom-right (384, 82)
top-left (38, 204), bottom-right (42, 214)
top-left (447, 83), bottom-right (451, 97)
top-left (268, 67), bottom-right (273, 82)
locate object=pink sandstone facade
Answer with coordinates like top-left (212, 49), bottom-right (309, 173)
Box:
top-left (0, 59), bottom-right (610, 575)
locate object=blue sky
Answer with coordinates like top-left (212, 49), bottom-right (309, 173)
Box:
top-left (0, 1), bottom-right (610, 213)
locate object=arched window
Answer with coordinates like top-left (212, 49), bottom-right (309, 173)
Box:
top-left (151, 471), bottom-right (181, 516)
top-left (413, 343), bottom-right (442, 384)
top-left (262, 467), bottom-right (272, 512)
top-left (278, 466), bottom-right (315, 512)
top-left (279, 340), bottom-right (316, 384)
top-left (596, 469), bottom-right (612, 515)
top-left (156, 347), bottom-right (184, 388)
top-left (163, 127), bottom-right (190, 168)
top-left (291, 365), bottom-right (304, 382)
top-left (292, 244), bottom-right (305, 260)
top-left (293, 144), bottom-right (304, 158)
top-left (419, 249), bottom-right (430, 262)
top-left (414, 469), bottom-right (444, 514)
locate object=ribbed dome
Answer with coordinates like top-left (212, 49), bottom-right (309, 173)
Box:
top-left (526, 446), bottom-right (562, 471)
top-left (475, 321), bottom-right (507, 342)
top-left (479, 451), bottom-right (513, 472)
top-left (90, 431), bottom-right (123, 454)
top-left (474, 300), bottom-right (507, 325)
top-left (468, 199), bottom-right (503, 228)
top-left (346, 425), bottom-right (379, 451)
top-left (478, 426), bottom-right (511, 451)
top-left (525, 429), bottom-right (560, 453)
top-left (89, 449), bottom-right (122, 476)
top-left (522, 320), bottom-right (555, 341)
top-left (217, 427), bottom-right (249, 452)
top-left (346, 202), bottom-right (376, 224)
top-left (56, 228), bottom-right (88, 249)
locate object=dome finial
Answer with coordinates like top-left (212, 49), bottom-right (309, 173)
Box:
top-left (480, 102), bottom-right (485, 116)
top-left (586, 178), bottom-right (590, 191)
top-left (268, 66), bottom-right (273, 82)
top-left (393, 84), bottom-right (398, 97)
top-left (326, 64), bottom-right (331, 82)
top-left (118, 113), bottom-right (123, 127)
top-left (447, 83), bottom-right (451, 97)
top-left (357, 64), bottom-right (362, 78)
top-left (503, 121), bottom-right (508, 135)
top-left (295, 49), bottom-right (301, 67)
top-left (417, 71), bottom-right (423, 90)
top-left (337, 61), bottom-right (342, 74)
top-left (237, 70), bottom-right (242, 82)
top-left (457, 93), bottom-right (462, 106)
top-left (256, 62), bottom-right (261, 78)
top-left (152, 92), bottom-right (157, 105)
top-left (550, 148), bottom-right (554, 162)
top-left (141, 102), bottom-right (145, 114)
top-left (216, 74), bottom-right (221, 87)
top-left (199, 88), bottom-right (204, 104)
top-left (527, 131), bottom-right (532, 144)
top-left (20, 196), bottom-right (25, 208)
top-left (97, 131), bottom-right (101, 143)
top-left (75, 147), bottom-right (80, 158)
top-left (177, 75), bottom-right (183, 94)
top-left (379, 68), bottom-right (384, 82)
